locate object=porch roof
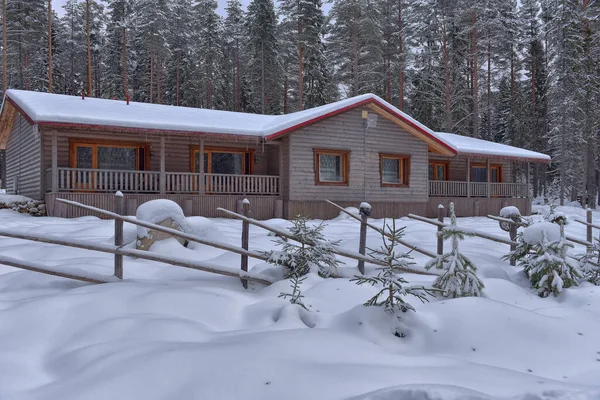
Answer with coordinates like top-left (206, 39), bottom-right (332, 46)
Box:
top-left (434, 132), bottom-right (551, 163)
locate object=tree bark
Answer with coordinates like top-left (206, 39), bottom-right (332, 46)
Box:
top-left (86, 0), bottom-right (92, 96)
top-left (47, 0), bottom-right (53, 93)
top-left (298, 19), bottom-right (303, 110)
top-left (442, 21), bottom-right (451, 131)
top-left (398, 0), bottom-right (404, 110)
top-left (2, 0), bottom-right (7, 94)
top-left (471, 10), bottom-right (479, 137)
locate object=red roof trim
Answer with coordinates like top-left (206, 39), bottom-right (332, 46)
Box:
top-left (36, 121), bottom-right (263, 142)
top-left (6, 96), bottom-right (35, 125)
top-left (264, 97), bottom-right (457, 155)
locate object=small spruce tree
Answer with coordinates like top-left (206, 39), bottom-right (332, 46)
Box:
top-left (425, 203), bottom-right (484, 298)
top-left (264, 214), bottom-right (341, 306)
top-left (525, 219), bottom-right (582, 297)
top-left (351, 219), bottom-right (431, 314)
top-left (578, 240), bottom-right (600, 285)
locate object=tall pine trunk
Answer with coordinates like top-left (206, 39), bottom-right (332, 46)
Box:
top-left (471, 10), bottom-right (479, 137)
top-left (398, 0), bottom-right (404, 110)
top-left (47, 0), bottom-right (52, 93)
top-left (442, 22), bottom-right (451, 131)
top-left (2, 0), bottom-right (6, 94)
top-left (86, 0), bottom-right (92, 96)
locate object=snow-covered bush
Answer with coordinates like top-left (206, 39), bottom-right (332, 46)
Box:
top-left (577, 240), bottom-right (600, 286)
top-left (351, 219), bottom-right (431, 314)
top-left (544, 204), bottom-right (567, 225)
top-left (518, 220), bottom-right (582, 297)
top-left (499, 206), bottom-right (523, 232)
top-left (425, 202), bottom-right (484, 298)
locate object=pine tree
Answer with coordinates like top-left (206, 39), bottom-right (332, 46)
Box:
top-left (351, 219), bottom-right (431, 314)
top-left (328, 0), bottom-right (384, 97)
top-left (577, 239), bottom-right (600, 286)
top-left (222, 0), bottom-right (246, 111)
top-left (425, 203), bottom-right (485, 298)
top-left (104, 0), bottom-right (134, 99)
top-left (245, 0), bottom-right (281, 114)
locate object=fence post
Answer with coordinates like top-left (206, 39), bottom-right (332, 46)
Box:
top-left (509, 222), bottom-right (518, 266)
top-left (358, 202), bottom-right (371, 274)
top-left (437, 205), bottom-right (444, 256)
top-left (587, 208), bottom-right (592, 246)
top-left (241, 199), bottom-right (250, 289)
top-left (114, 191), bottom-right (124, 279)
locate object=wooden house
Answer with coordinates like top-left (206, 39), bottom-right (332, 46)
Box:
top-left (0, 90), bottom-right (550, 219)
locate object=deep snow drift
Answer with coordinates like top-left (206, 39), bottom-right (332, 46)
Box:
top-left (0, 205), bottom-right (599, 400)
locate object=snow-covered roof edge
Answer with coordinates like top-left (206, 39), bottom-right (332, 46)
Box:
top-left (434, 132), bottom-right (551, 163)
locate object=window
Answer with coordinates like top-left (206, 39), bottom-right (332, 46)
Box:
top-left (70, 141), bottom-right (148, 170)
top-left (313, 149), bottom-right (350, 185)
top-left (470, 164), bottom-right (502, 183)
top-left (380, 153), bottom-right (410, 187)
top-left (191, 146), bottom-right (253, 175)
top-left (429, 162), bottom-right (448, 181)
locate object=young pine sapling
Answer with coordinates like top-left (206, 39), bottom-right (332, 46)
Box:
top-left (351, 219), bottom-right (431, 314)
top-left (425, 202), bottom-right (484, 298)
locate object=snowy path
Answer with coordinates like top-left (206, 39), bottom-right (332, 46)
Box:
top-left (0, 207), bottom-right (599, 400)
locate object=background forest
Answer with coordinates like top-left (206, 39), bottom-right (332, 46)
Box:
top-left (1, 0), bottom-right (599, 206)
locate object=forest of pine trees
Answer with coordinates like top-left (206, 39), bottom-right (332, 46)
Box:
top-left (1, 0), bottom-right (600, 205)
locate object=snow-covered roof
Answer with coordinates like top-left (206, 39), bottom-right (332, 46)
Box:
top-left (434, 132), bottom-right (551, 163)
top-left (1, 89), bottom-right (550, 162)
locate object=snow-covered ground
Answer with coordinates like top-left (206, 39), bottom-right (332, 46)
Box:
top-left (0, 205), bottom-right (599, 400)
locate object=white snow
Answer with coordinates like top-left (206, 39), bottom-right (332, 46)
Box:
top-left (522, 221), bottom-right (561, 245)
top-left (500, 206), bottom-right (521, 219)
top-left (5, 90), bottom-right (550, 162)
top-left (135, 199), bottom-right (187, 238)
top-left (0, 193), bottom-right (34, 204)
top-left (0, 205), bottom-right (599, 399)
top-left (434, 132), bottom-right (551, 162)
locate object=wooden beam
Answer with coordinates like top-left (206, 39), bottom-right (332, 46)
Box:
top-left (199, 138), bottom-right (205, 195)
top-left (51, 131), bottom-right (58, 192)
top-left (0, 228), bottom-right (276, 285)
top-left (466, 157), bottom-right (471, 197)
top-left (325, 199), bottom-right (437, 259)
top-left (0, 254), bottom-right (117, 284)
top-left (56, 197), bottom-right (267, 260)
top-left (218, 206), bottom-right (438, 276)
top-left (159, 136), bottom-right (165, 194)
top-left (486, 158), bottom-right (491, 198)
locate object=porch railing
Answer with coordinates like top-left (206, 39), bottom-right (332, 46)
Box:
top-left (429, 180), bottom-right (529, 198)
top-left (47, 168), bottom-right (280, 196)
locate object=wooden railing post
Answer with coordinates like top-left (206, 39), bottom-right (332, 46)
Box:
top-left (241, 199), bottom-right (250, 289)
top-left (509, 222), bottom-right (518, 266)
top-left (437, 204), bottom-right (444, 255)
top-left (357, 202), bottom-right (371, 274)
top-left (114, 191), bottom-right (124, 279)
top-left (587, 208), bottom-right (593, 247)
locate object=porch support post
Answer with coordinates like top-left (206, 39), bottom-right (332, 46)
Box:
top-left (199, 138), bottom-right (205, 195)
top-left (51, 131), bottom-right (58, 192)
top-left (526, 162), bottom-right (530, 199)
top-left (159, 136), bottom-right (166, 194)
top-left (486, 158), bottom-right (491, 198)
top-left (466, 157), bottom-right (471, 198)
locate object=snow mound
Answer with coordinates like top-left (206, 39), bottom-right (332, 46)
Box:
top-left (335, 207), bottom-right (360, 220)
top-left (500, 206), bottom-right (521, 219)
top-left (135, 199), bottom-right (187, 239)
top-left (184, 216), bottom-right (226, 249)
top-left (522, 222), bottom-right (561, 246)
top-left (0, 194), bottom-right (33, 204)
top-left (348, 384), bottom-right (494, 400)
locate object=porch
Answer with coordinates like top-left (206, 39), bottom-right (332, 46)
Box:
top-left (44, 168), bottom-right (280, 196)
top-left (428, 181), bottom-right (529, 198)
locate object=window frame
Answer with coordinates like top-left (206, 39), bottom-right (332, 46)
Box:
top-left (379, 153), bottom-right (411, 187)
top-left (69, 139), bottom-right (150, 171)
top-left (429, 161), bottom-right (449, 181)
top-left (470, 163), bottom-right (502, 183)
top-left (189, 145), bottom-right (254, 175)
top-left (313, 148), bottom-right (350, 186)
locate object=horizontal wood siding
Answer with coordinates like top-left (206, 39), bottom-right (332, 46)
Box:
top-left (288, 108), bottom-right (428, 202)
top-left (5, 115), bottom-right (42, 199)
top-left (429, 154), bottom-right (514, 182)
top-left (287, 197), bottom-right (531, 220)
top-left (46, 193), bottom-right (281, 220)
top-left (40, 128), bottom-right (269, 174)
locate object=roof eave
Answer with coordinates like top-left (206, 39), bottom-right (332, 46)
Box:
top-left (457, 151), bottom-right (551, 164)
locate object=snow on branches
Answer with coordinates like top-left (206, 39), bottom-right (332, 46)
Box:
top-left (425, 202), bottom-right (484, 298)
top-left (351, 219), bottom-right (431, 315)
top-left (263, 214), bottom-right (342, 307)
